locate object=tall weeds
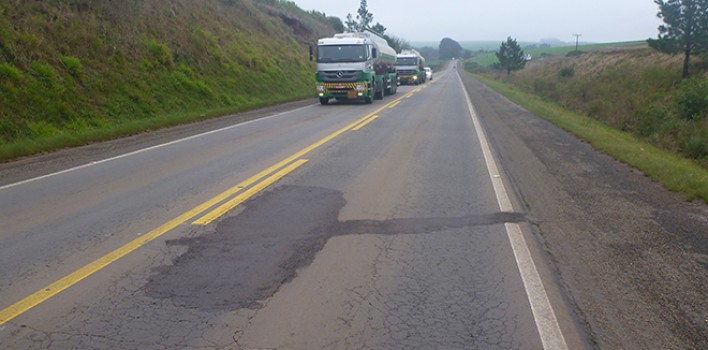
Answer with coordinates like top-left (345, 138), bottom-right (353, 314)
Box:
top-left (498, 50), bottom-right (707, 165)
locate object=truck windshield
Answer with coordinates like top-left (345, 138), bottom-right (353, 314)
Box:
top-left (318, 45), bottom-right (368, 63)
top-left (397, 57), bottom-right (418, 66)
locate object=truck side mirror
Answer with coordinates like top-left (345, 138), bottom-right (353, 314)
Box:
top-left (372, 48), bottom-right (378, 58)
top-left (309, 45), bottom-right (313, 61)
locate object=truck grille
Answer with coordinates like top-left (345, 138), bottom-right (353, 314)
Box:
top-left (320, 70), bottom-right (361, 82)
top-left (397, 69), bottom-right (417, 75)
top-left (319, 82), bottom-right (368, 94)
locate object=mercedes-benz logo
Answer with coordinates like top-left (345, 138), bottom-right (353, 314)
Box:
top-left (336, 71), bottom-right (344, 78)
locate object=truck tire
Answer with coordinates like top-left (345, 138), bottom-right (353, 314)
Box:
top-left (319, 97), bottom-right (329, 105)
top-left (374, 82), bottom-right (384, 100)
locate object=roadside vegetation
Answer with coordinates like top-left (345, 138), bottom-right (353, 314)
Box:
top-left (469, 41), bottom-right (647, 66)
top-left (0, 0), bottom-right (336, 162)
top-left (465, 47), bottom-right (707, 201)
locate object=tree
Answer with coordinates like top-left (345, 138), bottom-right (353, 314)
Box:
top-left (496, 37), bottom-right (526, 75)
top-left (383, 34), bottom-right (410, 53)
top-left (345, 0), bottom-right (374, 32)
top-left (326, 16), bottom-right (344, 33)
top-left (439, 38), bottom-right (463, 59)
top-left (648, 0), bottom-right (708, 78)
top-left (370, 22), bottom-right (386, 34)
top-left (418, 46), bottom-right (439, 60)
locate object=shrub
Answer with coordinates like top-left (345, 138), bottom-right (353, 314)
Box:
top-left (464, 61), bottom-right (485, 73)
top-left (59, 55), bottom-right (83, 77)
top-left (683, 136), bottom-right (707, 160)
top-left (0, 62), bottom-right (23, 81)
top-left (144, 39), bottom-right (173, 67)
top-left (673, 78), bottom-right (708, 121)
top-left (26, 120), bottom-right (61, 138)
top-left (30, 61), bottom-right (56, 86)
top-left (559, 66), bottom-right (575, 78)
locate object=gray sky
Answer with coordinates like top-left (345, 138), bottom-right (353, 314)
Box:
top-left (291, 0), bottom-right (662, 43)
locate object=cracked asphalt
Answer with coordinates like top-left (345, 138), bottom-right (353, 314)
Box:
top-left (1, 66), bottom-right (703, 349)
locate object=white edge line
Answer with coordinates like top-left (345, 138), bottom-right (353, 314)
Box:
top-left (458, 72), bottom-right (568, 350)
top-left (0, 104), bottom-right (316, 191)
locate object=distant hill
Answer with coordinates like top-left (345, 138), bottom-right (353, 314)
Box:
top-left (0, 0), bottom-right (335, 159)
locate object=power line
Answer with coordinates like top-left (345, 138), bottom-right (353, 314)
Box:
top-left (572, 34), bottom-right (582, 52)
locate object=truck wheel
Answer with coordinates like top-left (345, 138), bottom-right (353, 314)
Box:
top-left (364, 97), bottom-right (373, 104)
top-left (374, 84), bottom-right (384, 100)
top-left (319, 97), bottom-right (329, 105)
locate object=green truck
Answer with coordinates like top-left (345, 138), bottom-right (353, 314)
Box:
top-left (396, 49), bottom-right (426, 85)
top-left (311, 30), bottom-right (398, 104)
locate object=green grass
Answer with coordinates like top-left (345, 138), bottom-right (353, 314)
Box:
top-left (0, 0), bottom-right (335, 162)
top-left (471, 41), bottom-right (647, 67)
top-left (471, 74), bottom-right (707, 203)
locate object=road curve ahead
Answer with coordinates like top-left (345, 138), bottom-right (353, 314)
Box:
top-left (0, 65), bottom-right (646, 350)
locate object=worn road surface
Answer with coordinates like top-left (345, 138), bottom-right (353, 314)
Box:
top-left (0, 66), bottom-right (705, 349)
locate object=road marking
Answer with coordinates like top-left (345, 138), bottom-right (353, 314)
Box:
top-left (193, 159), bottom-right (308, 225)
top-left (0, 104), bottom-right (316, 191)
top-left (351, 115), bottom-right (379, 131)
top-left (388, 101), bottom-right (401, 109)
top-left (0, 95), bottom-right (408, 326)
top-left (458, 73), bottom-right (568, 350)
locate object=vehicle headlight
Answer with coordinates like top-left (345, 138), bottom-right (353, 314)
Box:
top-left (413, 76), bottom-right (418, 80)
top-left (316, 85), bottom-right (325, 92)
top-left (356, 84), bottom-right (366, 91)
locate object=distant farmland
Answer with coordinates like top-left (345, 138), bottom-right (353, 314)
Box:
top-left (470, 41), bottom-right (648, 66)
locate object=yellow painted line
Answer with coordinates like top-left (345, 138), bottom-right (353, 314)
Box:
top-left (351, 115), bottom-right (379, 131)
top-left (193, 159), bottom-right (308, 225)
top-left (388, 101), bottom-right (401, 109)
top-left (0, 96), bottom-right (408, 326)
top-left (0, 205), bottom-right (202, 326)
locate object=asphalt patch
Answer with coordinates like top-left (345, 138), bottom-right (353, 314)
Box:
top-left (144, 185), bottom-right (527, 311)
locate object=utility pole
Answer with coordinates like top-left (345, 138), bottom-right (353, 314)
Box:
top-left (572, 34), bottom-right (582, 52)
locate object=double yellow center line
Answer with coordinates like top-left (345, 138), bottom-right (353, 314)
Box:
top-left (0, 89), bottom-right (420, 326)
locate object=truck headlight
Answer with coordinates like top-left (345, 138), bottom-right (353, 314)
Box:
top-left (316, 85), bottom-right (325, 92)
top-left (356, 84), bottom-right (366, 91)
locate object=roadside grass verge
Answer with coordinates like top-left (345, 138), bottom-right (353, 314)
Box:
top-left (472, 74), bottom-right (708, 203)
top-left (0, 94), bottom-right (309, 162)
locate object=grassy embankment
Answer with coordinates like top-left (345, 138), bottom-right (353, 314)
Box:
top-left (0, 0), bottom-right (334, 162)
top-left (465, 46), bottom-right (708, 202)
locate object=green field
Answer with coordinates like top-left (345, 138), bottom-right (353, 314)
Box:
top-left (470, 41), bottom-right (647, 66)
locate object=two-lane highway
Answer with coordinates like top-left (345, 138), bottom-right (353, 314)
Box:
top-left (0, 67), bottom-right (585, 349)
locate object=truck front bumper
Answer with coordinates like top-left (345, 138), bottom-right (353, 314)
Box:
top-left (398, 75), bottom-right (420, 85)
top-left (316, 82), bottom-right (371, 99)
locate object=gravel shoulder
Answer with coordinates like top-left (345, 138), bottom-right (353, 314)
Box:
top-left (460, 71), bottom-right (707, 349)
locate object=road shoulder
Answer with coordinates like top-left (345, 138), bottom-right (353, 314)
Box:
top-left (460, 71), bottom-right (708, 349)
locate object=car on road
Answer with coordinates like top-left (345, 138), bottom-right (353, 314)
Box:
top-left (424, 67), bottom-right (433, 81)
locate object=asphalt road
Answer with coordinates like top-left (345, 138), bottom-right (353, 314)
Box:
top-left (0, 66), bottom-right (705, 350)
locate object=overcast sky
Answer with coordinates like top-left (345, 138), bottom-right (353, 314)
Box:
top-left (291, 0), bottom-right (662, 44)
